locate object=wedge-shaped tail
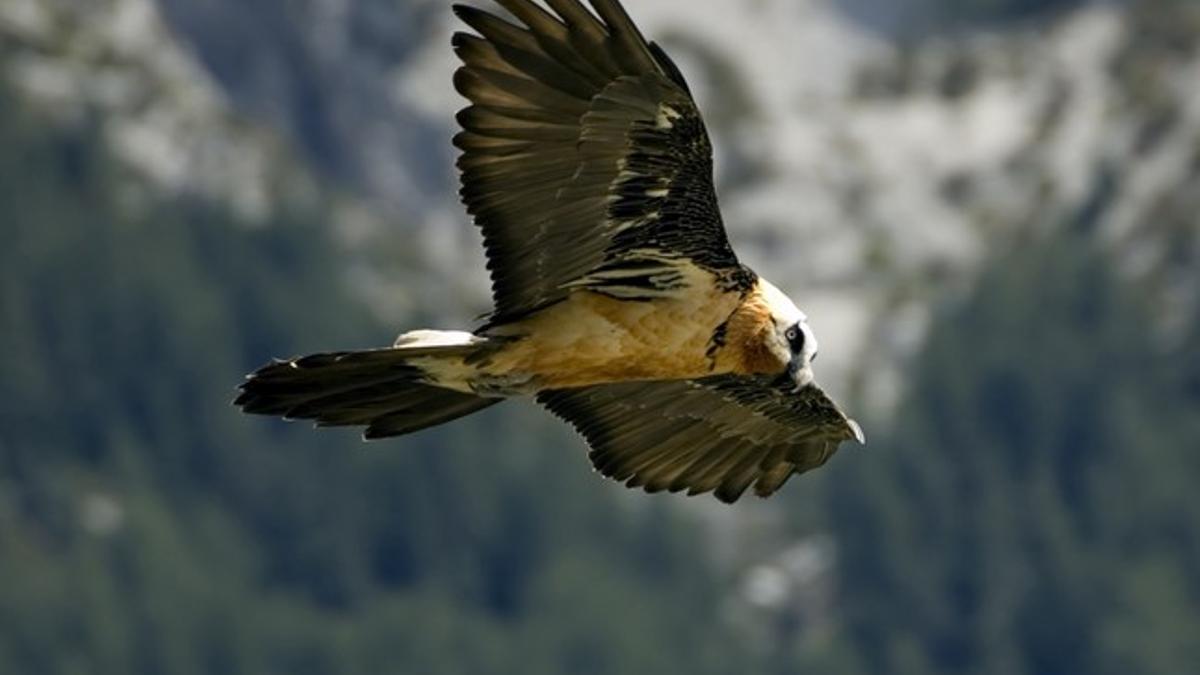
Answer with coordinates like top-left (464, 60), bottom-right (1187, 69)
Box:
top-left (236, 336), bottom-right (500, 440)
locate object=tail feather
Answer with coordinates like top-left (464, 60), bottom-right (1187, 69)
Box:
top-left (362, 389), bottom-right (500, 440)
top-left (236, 338), bottom-right (501, 439)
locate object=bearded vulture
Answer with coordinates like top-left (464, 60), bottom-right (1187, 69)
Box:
top-left (236, 0), bottom-right (865, 503)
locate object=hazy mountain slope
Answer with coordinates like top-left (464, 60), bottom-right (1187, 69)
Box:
top-left (398, 0), bottom-right (1199, 412)
top-left (155, 0), bottom-right (447, 209)
top-left (4, 0), bottom-right (1195, 469)
top-left (3, 0), bottom-right (1198, 663)
top-left (8, 0), bottom-right (1196, 409)
top-left (0, 0), bottom-right (315, 221)
top-left (0, 0), bottom-right (463, 321)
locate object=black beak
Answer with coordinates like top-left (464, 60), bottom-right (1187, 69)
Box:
top-left (786, 356), bottom-right (809, 390)
top-left (786, 356), bottom-right (802, 380)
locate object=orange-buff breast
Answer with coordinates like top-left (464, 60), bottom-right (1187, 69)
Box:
top-left (482, 287), bottom-right (744, 389)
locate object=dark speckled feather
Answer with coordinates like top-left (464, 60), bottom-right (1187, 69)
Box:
top-left (538, 376), bottom-right (864, 503)
top-left (452, 0), bottom-right (751, 326)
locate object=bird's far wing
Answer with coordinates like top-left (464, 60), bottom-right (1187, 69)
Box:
top-left (538, 376), bottom-right (865, 503)
top-left (454, 0), bottom-right (747, 325)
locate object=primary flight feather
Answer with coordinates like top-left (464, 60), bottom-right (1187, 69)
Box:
top-left (236, 0), bottom-right (865, 504)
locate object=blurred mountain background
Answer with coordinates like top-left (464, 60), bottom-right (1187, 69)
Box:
top-left (1, 0), bottom-right (1197, 673)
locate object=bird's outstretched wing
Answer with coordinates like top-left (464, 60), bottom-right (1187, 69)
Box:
top-left (538, 376), bottom-right (865, 503)
top-left (453, 0), bottom-right (749, 325)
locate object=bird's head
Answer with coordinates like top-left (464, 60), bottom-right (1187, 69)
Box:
top-left (759, 279), bottom-right (819, 389)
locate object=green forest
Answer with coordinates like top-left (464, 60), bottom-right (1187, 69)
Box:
top-left (3, 1), bottom-right (1200, 671)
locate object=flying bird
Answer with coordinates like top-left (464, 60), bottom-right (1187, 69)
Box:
top-left (236, 0), bottom-right (865, 503)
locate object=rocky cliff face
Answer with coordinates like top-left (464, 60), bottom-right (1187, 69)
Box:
top-left (1, 0), bottom-right (313, 221)
top-left (0, 0), bottom-right (443, 320)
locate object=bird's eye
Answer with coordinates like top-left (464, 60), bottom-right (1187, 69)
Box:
top-left (785, 325), bottom-right (805, 352)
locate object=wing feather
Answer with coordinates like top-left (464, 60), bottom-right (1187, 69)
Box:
top-left (454, 0), bottom-right (750, 325)
top-left (539, 376), bottom-right (863, 503)
top-left (753, 462), bottom-right (797, 499)
top-left (586, 0), bottom-right (661, 74)
top-left (715, 448), bottom-right (771, 504)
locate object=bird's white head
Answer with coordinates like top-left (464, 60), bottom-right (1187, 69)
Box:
top-left (759, 278), bottom-right (819, 389)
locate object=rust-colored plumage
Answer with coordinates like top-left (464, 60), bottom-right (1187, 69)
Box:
top-left (722, 288), bottom-right (792, 376)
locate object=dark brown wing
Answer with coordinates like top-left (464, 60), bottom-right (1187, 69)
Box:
top-left (538, 376), bottom-right (865, 503)
top-left (453, 0), bottom-right (748, 325)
